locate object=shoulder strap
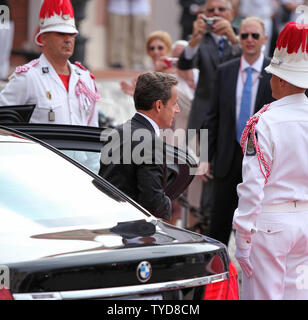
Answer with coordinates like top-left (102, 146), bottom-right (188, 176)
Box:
top-left (15, 59), bottom-right (40, 74)
top-left (240, 104), bottom-right (272, 183)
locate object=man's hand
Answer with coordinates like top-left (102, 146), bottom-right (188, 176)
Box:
top-left (211, 17), bottom-right (238, 44)
top-left (154, 56), bottom-right (175, 74)
top-left (189, 14), bottom-right (207, 48)
top-left (196, 161), bottom-right (213, 182)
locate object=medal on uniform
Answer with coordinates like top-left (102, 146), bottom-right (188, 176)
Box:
top-left (46, 91), bottom-right (52, 100)
top-left (46, 91), bottom-right (55, 121)
top-left (49, 109), bottom-right (55, 122)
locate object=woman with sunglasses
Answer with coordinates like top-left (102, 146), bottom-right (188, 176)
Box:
top-left (120, 31), bottom-right (175, 95)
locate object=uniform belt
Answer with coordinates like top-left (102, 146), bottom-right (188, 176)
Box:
top-left (262, 201), bottom-right (308, 213)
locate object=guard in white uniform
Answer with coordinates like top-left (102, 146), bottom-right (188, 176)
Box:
top-left (0, 0), bottom-right (99, 127)
top-left (233, 22), bottom-right (308, 300)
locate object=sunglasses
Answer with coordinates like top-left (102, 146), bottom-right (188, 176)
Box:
top-left (149, 45), bottom-right (165, 51)
top-left (206, 7), bottom-right (228, 13)
top-left (240, 33), bottom-right (260, 40)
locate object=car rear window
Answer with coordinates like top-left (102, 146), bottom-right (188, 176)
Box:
top-left (0, 142), bottom-right (149, 230)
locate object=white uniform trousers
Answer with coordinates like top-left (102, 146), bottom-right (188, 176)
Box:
top-left (242, 210), bottom-right (308, 300)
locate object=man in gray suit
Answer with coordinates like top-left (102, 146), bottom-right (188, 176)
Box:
top-left (178, 0), bottom-right (240, 132)
top-left (177, 0), bottom-right (241, 229)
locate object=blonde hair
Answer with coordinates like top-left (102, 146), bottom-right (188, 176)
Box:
top-left (146, 31), bottom-right (172, 55)
top-left (240, 17), bottom-right (266, 35)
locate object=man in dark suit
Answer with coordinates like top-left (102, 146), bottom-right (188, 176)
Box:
top-left (99, 72), bottom-right (180, 221)
top-left (201, 17), bottom-right (275, 246)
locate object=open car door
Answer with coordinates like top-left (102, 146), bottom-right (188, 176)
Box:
top-left (2, 123), bottom-right (199, 201)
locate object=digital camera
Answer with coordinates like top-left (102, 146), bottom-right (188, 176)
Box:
top-left (203, 17), bottom-right (216, 30)
top-left (164, 57), bottom-right (179, 68)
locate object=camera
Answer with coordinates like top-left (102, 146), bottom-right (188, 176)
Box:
top-left (164, 57), bottom-right (179, 68)
top-left (203, 17), bottom-right (216, 30)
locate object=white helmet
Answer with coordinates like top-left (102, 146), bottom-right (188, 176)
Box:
top-left (35, 0), bottom-right (79, 47)
top-left (265, 22), bottom-right (308, 89)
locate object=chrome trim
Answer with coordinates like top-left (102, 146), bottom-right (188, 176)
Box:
top-left (13, 272), bottom-right (229, 300)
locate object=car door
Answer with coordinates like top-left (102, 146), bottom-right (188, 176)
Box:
top-left (2, 123), bottom-right (199, 201)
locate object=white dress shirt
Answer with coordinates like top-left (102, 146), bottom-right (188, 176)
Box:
top-left (136, 112), bottom-right (160, 136)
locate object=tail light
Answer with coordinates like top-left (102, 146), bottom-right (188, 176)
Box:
top-left (203, 261), bottom-right (239, 300)
top-left (0, 287), bottom-right (14, 300)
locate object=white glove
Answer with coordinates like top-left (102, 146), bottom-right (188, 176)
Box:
top-left (235, 247), bottom-right (253, 278)
top-left (235, 232), bottom-right (253, 278)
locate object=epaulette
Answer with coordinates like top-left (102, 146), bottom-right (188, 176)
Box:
top-left (15, 59), bottom-right (40, 74)
top-left (240, 104), bottom-right (272, 183)
top-left (75, 61), bottom-right (96, 81)
top-left (75, 61), bottom-right (88, 71)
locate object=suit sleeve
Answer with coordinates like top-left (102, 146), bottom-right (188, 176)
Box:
top-left (0, 72), bottom-right (30, 106)
top-left (136, 163), bottom-right (171, 220)
top-left (201, 66), bottom-right (220, 162)
top-left (178, 46), bottom-right (199, 71)
top-left (233, 118), bottom-right (273, 246)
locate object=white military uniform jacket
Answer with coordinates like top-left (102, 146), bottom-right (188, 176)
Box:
top-left (233, 93), bottom-right (308, 238)
top-left (0, 54), bottom-right (99, 126)
top-left (233, 93), bottom-right (308, 300)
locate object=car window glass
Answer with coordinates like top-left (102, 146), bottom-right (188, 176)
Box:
top-left (0, 143), bottom-right (149, 230)
top-left (61, 150), bottom-right (100, 173)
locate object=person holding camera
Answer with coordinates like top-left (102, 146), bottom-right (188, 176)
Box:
top-left (178, 0), bottom-right (241, 132)
top-left (177, 0), bottom-right (241, 233)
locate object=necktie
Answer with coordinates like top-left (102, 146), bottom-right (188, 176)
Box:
top-left (218, 38), bottom-right (225, 59)
top-left (237, 67), bottom-right (253, 144)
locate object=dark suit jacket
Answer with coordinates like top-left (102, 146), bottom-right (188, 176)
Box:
top-left (99, 113), bottom-right (171, 220)
top-left (203, 56), bottom-right (275, 178)
top-left (178, 31), bottom-right (241, 131)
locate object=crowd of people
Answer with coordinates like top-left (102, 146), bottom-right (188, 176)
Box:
top-left (2, 0), bottom-right (308, 300)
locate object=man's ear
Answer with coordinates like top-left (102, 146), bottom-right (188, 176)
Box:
top-left (40, 33), bottom-right (47, 46)
top-left (154, 100), bottom-right (162, 112)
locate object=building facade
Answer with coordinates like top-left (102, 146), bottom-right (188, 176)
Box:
top-left (9, 0), bottom-right (182, 71)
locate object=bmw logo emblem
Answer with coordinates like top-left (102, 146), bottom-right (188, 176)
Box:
top-left (136, 261), bottom-right (152, 283)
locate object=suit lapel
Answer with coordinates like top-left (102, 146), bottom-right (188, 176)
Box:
top-left (230, 59), bottom-right (241, 123)
top-left (254, 57), bottom-right (270, 112)
top-left (68, 62), bottom-right (80, 94)
top-left (203, 33), bottom-right (220, 67)
top-left (40, 54), bottom-right (70, 92)
top-left (132, 113), bottom-right (156, 135)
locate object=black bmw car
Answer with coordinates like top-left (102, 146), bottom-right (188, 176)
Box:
top-left (0, 108), bottom-right (239, 300)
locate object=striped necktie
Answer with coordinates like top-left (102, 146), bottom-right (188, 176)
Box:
top-left (218, 38), bottom-right (225, 59)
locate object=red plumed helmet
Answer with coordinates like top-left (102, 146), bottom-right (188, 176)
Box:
top-left (265, 22), bottom-right (308, 89)
top-left (35, 0), bottom-right (78, 46)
